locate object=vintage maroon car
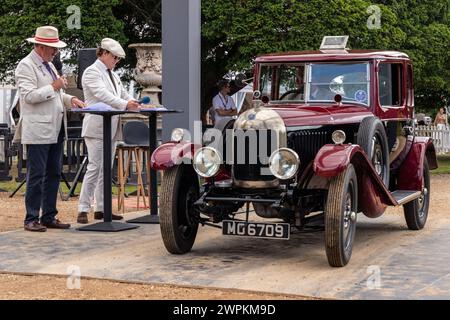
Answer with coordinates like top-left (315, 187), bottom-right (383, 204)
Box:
top-left (151, 37), bottom-right (437, 267)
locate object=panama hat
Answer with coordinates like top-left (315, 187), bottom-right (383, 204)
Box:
top-left (100, 38), bottom-right (126, 58)
top-left (26, 26), bottom-right (67, 48)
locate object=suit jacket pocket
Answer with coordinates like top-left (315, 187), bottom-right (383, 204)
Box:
top-left (25, 114), bottom-right (54, 140)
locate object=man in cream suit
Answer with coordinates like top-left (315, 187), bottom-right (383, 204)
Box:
top-left (15, 26), bottom-right (85, 232)
top-left (77, 38), bottom-right (140, 224)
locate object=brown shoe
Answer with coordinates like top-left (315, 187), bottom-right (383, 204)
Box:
top-left (24, 221), bottom-right (47, 232)
top-left (41, 219), bottom-right (71, 229)
top-left (77, 212), bottom-right (88, 224)
top-left (94, 211), bottom-right (123, 220)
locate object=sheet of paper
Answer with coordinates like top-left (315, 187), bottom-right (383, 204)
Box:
top-left (140, 107), bottom-right (168, 112)
top-left (72, 102), bottom-right (113, 111)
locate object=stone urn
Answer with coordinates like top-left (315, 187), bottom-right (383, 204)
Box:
top-left (129, 43), bottom-right (162, 106)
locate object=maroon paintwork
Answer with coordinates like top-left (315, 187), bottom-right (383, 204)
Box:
top-left (254, 50), bottom-right (414, 122)
top-left (398, 137), bottom-right (437, 191)
top-left (152, 48), bottom-right (437, 219)
top-left (271, 105), bottom-right (374, 127)
top-left (313, 144), bottom-right (363, 177)
top-left (150, 141), bottom-right (200, 170)
top-left (313, 143), bottom-right (395, 218)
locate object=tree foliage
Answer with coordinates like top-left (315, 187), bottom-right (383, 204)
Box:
top-left (374, 0), bottom-right (450, 111)
top-left (112, 0), bottom-right (161, 80)
top-left (202, 0), bottom-right (450, 114)
top-left (0, 0), bottom-right (448, 115)
top-left (0, 0), bottom-right (127, 81)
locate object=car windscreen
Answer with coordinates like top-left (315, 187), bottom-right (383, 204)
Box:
top-left (308, 62), bottom-right (370, 105)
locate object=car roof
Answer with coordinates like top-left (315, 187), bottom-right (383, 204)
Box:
top-left (255, 50), bottom-right (410, 62)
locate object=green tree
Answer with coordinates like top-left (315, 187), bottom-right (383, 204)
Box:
top-left (374, 0), bottom-right (450, 111)
top-left (0, 0), bottom-right (126, 82)
top-left (1, 0), bottom-right (448, 116)
top-left (112, 0), bottom-right (161, 81)
top-left (201, 0), bottom-right (406, 117)
top-left (201, 0), bottom-right (450, 116)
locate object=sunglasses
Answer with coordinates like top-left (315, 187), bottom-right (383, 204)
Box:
top-left (110, 53), bottom-right (122, 61)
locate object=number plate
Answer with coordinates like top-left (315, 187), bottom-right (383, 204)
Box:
top-left (222, 220), bottom-right (290, 240)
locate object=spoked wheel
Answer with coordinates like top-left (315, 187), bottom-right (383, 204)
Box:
top-left (404, 158), bottom-right (430, 230)
top-left (160, 164), bottom-right (200, 254)
top-left (357, 117), bottom-right (390, 186)
top-left (325, 164), bottom-right (358, 267)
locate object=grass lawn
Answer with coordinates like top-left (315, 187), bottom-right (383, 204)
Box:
top-left (433, 155), bottom-right (450, 174)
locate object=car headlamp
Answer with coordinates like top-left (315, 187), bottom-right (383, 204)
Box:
top-left (193, 147), bottom-right (222, 178)
top-left (268, 148), bottom-right (300, 180)
top-left (171, 128), bottom-right (190, 142)
top-left (331, 130), bottom-right (346, 145)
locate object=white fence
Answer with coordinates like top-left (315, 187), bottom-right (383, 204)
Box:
top-left (416, 125), bottom-right (450, 154)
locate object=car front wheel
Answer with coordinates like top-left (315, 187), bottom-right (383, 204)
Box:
top-left (160, 164), bottom-right (200, 254)
top-left (325, 164), bottom-right (358, 267)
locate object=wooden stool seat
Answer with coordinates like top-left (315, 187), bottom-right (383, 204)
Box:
top-left (116, 120), bottom-right (151, 213)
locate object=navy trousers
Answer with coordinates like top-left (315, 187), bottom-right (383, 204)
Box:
top-left (24, 134), bottom-right (64, 224)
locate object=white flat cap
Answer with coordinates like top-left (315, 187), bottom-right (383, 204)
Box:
top-left (100, 38), bottom-right (126, 58)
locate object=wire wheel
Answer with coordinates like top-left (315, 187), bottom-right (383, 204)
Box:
top-left (325, 164), bottom-right (358, 267)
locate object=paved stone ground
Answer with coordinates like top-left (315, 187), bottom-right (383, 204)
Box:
top-left (1, 210), bottom-right (449, 299)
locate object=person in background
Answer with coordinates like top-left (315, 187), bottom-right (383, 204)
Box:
top-left (14, 26), bottom-right (85, 232)
top-left (211, 79), bottom-right (237, 129)
top-left (77, 38), bottom-right (141, 224)
top-left (434, 106), bottom-right (449, 154)
top-left (434, 106), bottom-right (448, 127)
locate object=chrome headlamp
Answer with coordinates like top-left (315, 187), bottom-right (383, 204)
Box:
top-left (171, 128), bottom-right (190, 142)
top-left (193, 147), bottom-right (222, 178)
top-left (268, 148), bottom-right (300, 180)
top-left (331, 130), bottom-right (346, 145)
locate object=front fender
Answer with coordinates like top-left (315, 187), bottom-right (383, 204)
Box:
top-left (313, 144), bottom-right (396, 218)
top-left (150, 141), bottom-right (201, 170)
top-left (397, 137), bottom-right (437, 190)
top-left (313, 144), bottom-right (363, 177)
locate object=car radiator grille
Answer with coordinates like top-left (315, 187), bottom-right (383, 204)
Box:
top-left (287, 130), bottom-right (330, 170)
top-left (233, 130), bottom-right (276, 181)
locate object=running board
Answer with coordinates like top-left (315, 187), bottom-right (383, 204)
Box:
top-left (391, 190), bottom-right (422, 206)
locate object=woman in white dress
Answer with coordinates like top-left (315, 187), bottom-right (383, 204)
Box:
top-left (434, 107), bottom-right (449, 154)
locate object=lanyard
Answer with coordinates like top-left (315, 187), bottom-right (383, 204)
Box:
top-left (219, 94), bottom-right (229, 109)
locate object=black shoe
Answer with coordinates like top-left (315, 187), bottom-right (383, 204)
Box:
top-left (41, 219), bottom-right (71, 229)
top-left (77, 212), bottom-right (88, 224)
top-left (24, 221), bottom-right (47, 232)
top-left (94, 211), bottom-right (123, 220)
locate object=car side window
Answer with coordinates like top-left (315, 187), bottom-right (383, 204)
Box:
top-left (259, 65), bottom-right (273, 98)
top-left (379, 63), bottom-right (404, 107)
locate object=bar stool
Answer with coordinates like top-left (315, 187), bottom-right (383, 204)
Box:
top-left (117, 121), bottom-right (150, 213)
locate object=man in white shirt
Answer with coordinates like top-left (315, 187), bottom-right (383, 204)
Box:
top-left (77, 38), bottom-right (141, 224)
top-left (211, 79), bottom-right (237, 128)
